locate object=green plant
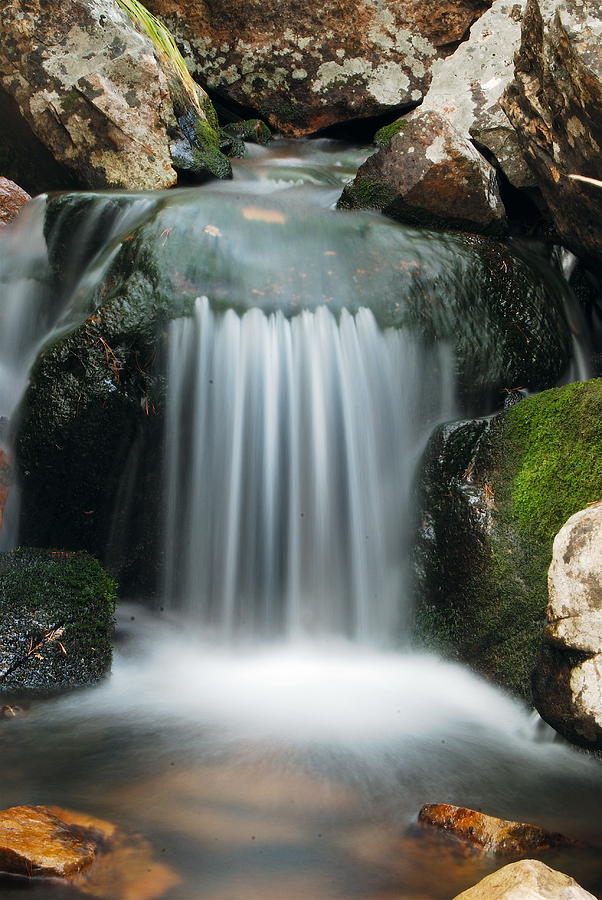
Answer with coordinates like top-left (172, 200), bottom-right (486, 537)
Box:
top-left (116, 0), bottom-right (201, 112)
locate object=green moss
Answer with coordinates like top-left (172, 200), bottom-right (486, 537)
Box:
top-left (415, 379), bottom-right (602, 699)
top-left (0, 549), bottom-right (116, 694)
top-left (505, 380), bottom-right (602, 544)
top-left (337, 177), bottom-right (391, 211)
top-left (221, 119), bottom-right (272, 145)
top-left (374, 120), bottom-right (405, 147)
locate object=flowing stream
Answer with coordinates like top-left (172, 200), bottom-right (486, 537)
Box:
top-left (0, 140), bottom-right (601, 900)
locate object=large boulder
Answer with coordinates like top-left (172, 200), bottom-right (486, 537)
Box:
top-left (451, 859), bottom-right (596, 900)
top-left (15, 191), bottom-right (572, 595)
top-left (501, 0), bottom-right (602, 273)
top-left (144, 0), bottom-right (492, 135)
top-left (419, 0), bottom-right (533, 188)
top-left (415, 379), bottom-right (602, 699)
top-left (337, 110), bottom-right (507, 233)
top-left (533, 502), bottom-right (602, 749)
top-left (0, 0), bottom-right (179, 190)
top-left (0, 548), bottom-right (116, 694)
top-left (0, 177), bottom-right (30, 226)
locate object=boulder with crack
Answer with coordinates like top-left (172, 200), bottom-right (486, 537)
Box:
top-left (533, 501), bottom-right (602, 749)
top-left (338, 110), bottom-right (506, 234)
top-left (144, 0), bottom-right (493, 135)
top-left (501, 0), bottom-right (602, 272)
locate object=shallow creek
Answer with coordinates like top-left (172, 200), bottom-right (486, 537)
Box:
top-left (0, 140), bottom-right (601, 899)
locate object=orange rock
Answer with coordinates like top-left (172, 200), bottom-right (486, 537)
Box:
top-left (418, 804), bottom-right (578, 854)
top-left (0, 805), bottom-right (96, 877)
top-left (0, 177), bottom-right (30, 226)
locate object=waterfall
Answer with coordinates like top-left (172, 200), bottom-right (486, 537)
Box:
top-left (164, 296), bottom-right (453, 643)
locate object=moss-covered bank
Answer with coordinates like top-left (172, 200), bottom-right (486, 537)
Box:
top-left (415, 379), bottom-right (602, 699)
top-left (0, 549), bottom-right (116, 694)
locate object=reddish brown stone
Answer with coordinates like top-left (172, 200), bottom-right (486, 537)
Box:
top-left (145, 0), bottom-right (492, 135)
top-left (418, 804), bottom-right (579, 854)
top-left (0, 805), bottom-right (97, 877)
top-left (0, 178), bottom-right (30, 226)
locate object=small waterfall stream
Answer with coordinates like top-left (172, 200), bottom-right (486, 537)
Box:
top-left (0, 140), bottom-right (601, 900)
top-left (164, 297), bottom-right (452, 641)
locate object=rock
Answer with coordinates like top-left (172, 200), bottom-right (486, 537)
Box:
top-left (0, 805), bottom-right (97, 877)
top-left (419, 0), bottom-right (534, 188)
top-left (0, 0), bottom-right (177, 190)
top-left (337, 111), bottom-right (506, 234)
top-left (501, 0), bottom-right (602, 272)
top-left (451, 859), bottom-right (597, 899)
top-left (532, 502), bottom-right (602, 748)
top-left (16, 190), bottom-right (571, 595)
top-left (415, 379), bottom-right (602, 699)
top-left (418, 804), bottom-right (578, 853)
top-left (144, 0), bottom-right (491, 136)
top-left (0, 548), bottom-right (116, 694)
top-left (0, 178), bottom-right (30, 226)
top-left (0, 805), bottom-right (180, 899)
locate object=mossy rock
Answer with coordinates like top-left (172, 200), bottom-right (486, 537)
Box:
top-left (0, 548), bottom-right (116, 694)
top-left (374, 120), bottom-right (406, 147)
top-left (414, 378), bottom-right (602, 699)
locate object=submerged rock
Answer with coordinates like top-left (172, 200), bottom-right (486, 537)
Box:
top-left (533, 502), bottom-right (602, 749)
top-left (16, 191), bottom-right (572, 596)
top-left (0, 178), bottom-right (30, 227)
top-left (0, 806), bottom-right (96, 877)
top-left (415, 379), bottom-right (602, 699)
top-left (0, 0), bottom-right (177, 189)
top-left (501, 0), bottom-right (602, 273)
top-left (0, 549), bottom-right (116, 694)
top-left (451, 859), bottom-right (597, 899)
top-left (144, 0), bottom-right (491, 135)
top-left (338, 110), bottom-right (507, 234)
top-left (418, 804), bottom-right (578, 854)
top-left (0, 805), bottom-right (180, 899)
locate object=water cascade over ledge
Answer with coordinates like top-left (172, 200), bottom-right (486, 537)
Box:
top-left (1, 142), bottom-right (601, 900)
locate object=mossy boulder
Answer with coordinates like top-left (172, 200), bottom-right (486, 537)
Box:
top-left (415, 379), bottom-right (602, 699)
top-left (0, 549), bottom-right (116, 694)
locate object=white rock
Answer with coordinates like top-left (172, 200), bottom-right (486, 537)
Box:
top-left (452, 859), bottom-right (597, 899)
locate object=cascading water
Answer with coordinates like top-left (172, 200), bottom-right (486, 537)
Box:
top-left (164, 297), bottom-right (452, 642)
top-left (1, 142), bottom-right (601, 900)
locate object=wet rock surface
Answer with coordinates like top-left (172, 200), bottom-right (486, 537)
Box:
top-left (145, 0), bottom-right (491, 135)
top-left (0, 0), bottom-right (177, 190)
top-left (533, 502), bottom-right (602, 749)
top-left (451, 858), bottom-right (597, 899)
top-left (415, 379), bottom-right (602, 701)
top-left (501, 0), bottom-right (602, 273)
top-left (0, 806), bottom-right (96, 877)
top-left (0, 549), bottom-right (116, 694)
top-left (0, 178), bottom-right (30, 227)
top-left (0, 805), bottom-right (179, 900)
top-left (338, 110), bottom-right (506, 233)
top-left (419, 804), bottom-right (579, 854)
top-left (419, 0), bottom-right (533, 188)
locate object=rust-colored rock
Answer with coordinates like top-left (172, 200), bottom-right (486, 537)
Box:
top-left (145, 0), bottom-right (492, 135)
top-left (338, 110), bottom-right (506, 234)
top-left (0, 805), bottom-right (97, 877)
top-left (0, 805), bottom-right (180, 900)
top-left (0, 178), bottom-right (30, 226)
top-left (501, 0), bottom-right (602, 272)
top-left (418, 804), bottom-right (578, 853)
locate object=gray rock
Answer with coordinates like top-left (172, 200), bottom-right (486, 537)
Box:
top-left (501, 0), bottom-right (602, 272)
top-left (451, 859), bottom-right (596, 899)
top-left (144, 0), bottom-right (492, 135)
top-left (533, 502), bottom-right (602, 748)
top-left (338, 110), bottom-right (506, 234)
top-left (0, 0), bottom-right (177, 190)
top-left (420, 0), bottom-right (534, 188)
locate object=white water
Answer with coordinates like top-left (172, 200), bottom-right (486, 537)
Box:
top-left (164, 297), bottom-right (453, 642)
